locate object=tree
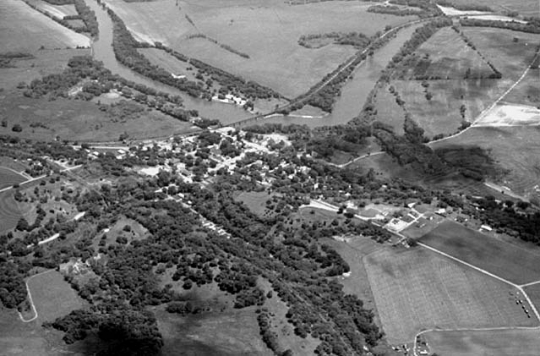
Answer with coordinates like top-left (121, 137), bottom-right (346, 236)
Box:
top-left (12, 124), bottom-right (22, 132)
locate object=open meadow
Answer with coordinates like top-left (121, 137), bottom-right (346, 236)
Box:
top-left (0, 0), bottom-right (89, 52)
top-left (424, 329), bottom-right (540, 356)
top-left (26, 270), bottom-right (83, 323)
top-left (0, 93), bottom-right (196, 142)
top-left (25, 0), bottom-right (78, 20)
top-left (420, 220), bottom-right (540, 285)
top-left (103, 0), bottom-right (414, 97)
top-left (431, 126), bottom-right (540, 200)
top-left (154, 306), bottom-right (273, 356)
top-left (0, 167), bottom-right (27, 190)
top-left (442, 0), bottom-right (540, 17)
top-left (365, 246), bottom-right (536, 344)
top-left (0, 191), bottom-right (22, 234)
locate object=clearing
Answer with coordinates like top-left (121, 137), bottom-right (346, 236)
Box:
top-left (419, 220), bottom-right (540, 285)
top-left (424, 329), bottom-right (540, 356)
top-left (365, 246), bottom-right (536, 344)
top-left (103, 0), bottom-right (414, 97)
top-left (26, 270), bottom-right (83, 323)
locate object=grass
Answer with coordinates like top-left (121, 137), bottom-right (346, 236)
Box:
top-left (0, 93), bottom-right (196, 142)
top-left (25, 0), bottom-right (78, 19)
top-left (432, 126), bottom-right (540, 200)
top-left (104, 0), bottom-right (414, 97)
top-left (524, 283), bottom-right (540, 313)
top-left (424, 329), bottom-right (540, 356)
top-left (365, 246), bottom-right (536, 344)
top-left (154, 306), bottom-right (273, 356)
top-left (0, 167), bottom-right (27, 189)
top-left (398, 27), bottom-right (494, 80)
top-left (27, 270), bottom-right (83, 323)
top-left (420, 220), bottom-right (540, 285)
top-left (0, 191), bottom-right (22, 234)
top-left (0, 307), bottom-right (69, 356)
top-left (442, 0), bottom-right (539, 17)
top-left (504, 68), bottom-right (540, 108)
top-left (235, 191), bottom-right (275, 218)
top-left (0, 0), bottom-right (90, 53)
top-left (138, 48), bottom-right (201, 82)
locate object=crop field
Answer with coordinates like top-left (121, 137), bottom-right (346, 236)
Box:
top-left (432, 126), bottom-right (540, 200)
top-left (504, 69), bottom-right (540, 107)
top-left (420, 220), bottom-right (540, 285)
top-left (524, 283), bottom-right (540, 311)
top-left (365, 246), bottom-right (536, 344)
top-left (155, 307), bottom-right (273, 356)
top-left (25, 0), bottom-right (78, 19)
top-left (462, 28), bottom-right (539, 86)
top-left (424, 329), bottom-right (540, 356)
top-left (0, 191), bottom-right (22, 234)
top-left (443, 0), bottom-right (540, 17)
top-left (0, 94), bottom-right (195, 142)
top-left (0, 167), bottom-right (27, 190)
top-left (0, 0), bottom-right (90, 53)
top-left (26, 270), bottom-right (83, 323)
top-left (397, 27), bottom-right (495, 80)
top-left (103, 0), bottom-right (414, 97)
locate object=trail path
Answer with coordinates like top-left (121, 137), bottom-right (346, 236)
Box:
top-left (17, 270), bottom-right (55, 323)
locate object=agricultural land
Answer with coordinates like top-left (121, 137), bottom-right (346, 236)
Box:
top-left (2, 0), bottom-right (540, 355)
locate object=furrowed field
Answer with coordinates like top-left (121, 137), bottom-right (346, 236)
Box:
top-left (365, 246), bottom-right (536, 344)
top-left (420, 220), bottom-right (540, 285)
top-left (103, 0), bottom-right (415, 97)
top-left (424, 329), bottom-right (540, 356)
top-left (0, 167), bottom-right (27, 190)
top-left (0, 191), bottom-right (22, 234)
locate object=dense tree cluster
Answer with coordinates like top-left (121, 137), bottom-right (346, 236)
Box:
top-left (460, 18), bottom-right (540, 34)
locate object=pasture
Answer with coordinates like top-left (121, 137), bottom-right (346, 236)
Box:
top-left (0, 94), bottom-right (195, 142)
top-left (0, 191), bottom-right (22, 234)
top-left (424, 329), bottom-right (540, 356)
top-left (524, 283), bottom-right (540, 311)
top-left (154, 306), bottom-right (273, 356)
top-left (442, 0), bottom-right (539, 17)
top-left (138, 48), bottom-right (200, 82)
top-left (504, 69), bottom-right (540, 107)
top-left (235, 191), bottom-right (276, 219)
top-left (431, 126), bottom-right (540, 200)
top-left (365, 246), bottom-right (536, 344)
top-left (474, 104), bottom-right (540, 127)
top-left (0, 0), bottom-right (90, 52)
top-left (0, 167), bottom-right (27, 190)
top-left (103, 0), bottom-right (414, 97)
top-left (396, 27), bottom-right (494, 80)
top-left (420, 220), bottom-right (540, 285)
top-left (26, 270), bottom-right (83, 323)
top-left (25, 0), bottom-right (78, 20)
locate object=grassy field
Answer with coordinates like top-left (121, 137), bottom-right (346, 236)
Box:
top-left (138, 48), bottom-right (200, 82)
top-left (420, 220), bottom-right (540, 285)
top-left (0, 191), bottom-right (22, 234)
top-left (104, 0), bottom-right (414, 97)
top-left (0, 167), bottom-right (27, 189)
top-left (25, 0), bottom-right (78, 19)
top-left (442, 0), bottom-right (539, 17)
top-left (524, 283), bottom-right (540, 312)
top-left (504, 69), bottom-right (540, 107)
top-left (154, 306), bottom-right (273, 356)
top-left (27, 270), bottom-right (83, 323)
top-left (432, 126), bottom-right (540, 200)
top-left (365, 246), bottom-right (536, 344)
top-left (235, 191), bottom-right (276, 218)
top-left (397, 27), bottom-right (494, 80)
top-left (424, 329), bottom-right (540, 356)
top-left (0, 93), bottom-right (196, 142)
top-left (0, 0), bottom-right (90, 52)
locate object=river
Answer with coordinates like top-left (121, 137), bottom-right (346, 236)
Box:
top-left (260, 23), bottom-right (422, 128)
top-left (85, 0), bottom-right (253, 124)
top-left (86, 0), bottom-right (419, 128)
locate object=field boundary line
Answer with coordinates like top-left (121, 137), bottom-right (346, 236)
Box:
top-left (418, 242), bottom-right (540, 319)
top-left (17, 269), bottom-right (55, 323)
top-left (521, 280), bottom-right (540, 288)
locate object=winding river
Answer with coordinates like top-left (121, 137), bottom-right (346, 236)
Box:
top-left (86, 0), bottom-right (420, 128)
top-left (85, 0), bottom-right (252, 124)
